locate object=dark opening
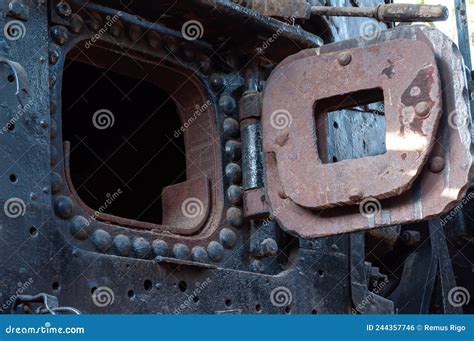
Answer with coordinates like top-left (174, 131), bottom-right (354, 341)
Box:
top-left (62, 60), bottom-right (186, 224)
top-left (314, 88), bottom-right (386, 164)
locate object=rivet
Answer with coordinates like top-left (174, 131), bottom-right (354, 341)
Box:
top-left (69, 14), bottom-right (84, 34)
top-left (51, 172), bottom-right (62, 194)
top-left (219, 95), bottom-right (236, 115)
top-left (50, 119), bottom-right (57, 138)
top-left (109, 20), bottom-right (123, 37)
top-left (225, 140), bottom-right (241, 161)
top-left (191, 246), bottom-right (208, 263)
top-left (50, 100), bottom-right (57, 114)
top-left (92, 229), bottom-right (112, 252)
top-left (152, 239), bottom-right (169, 257)
top-left (50, 145), bottom-right (58, 166)
top-left (162, 36), bottom-right (178, 53)
top-left (414, 101), bottom-right (430, 118)
top-left (337, 51), bottom-right (352, 66)
top-left (85, 12), bottom-right (101, 32)
top-left (225, 163), bottom-right (242, 184)
top-left (210, 73), bottom-right (225, 92)
top-left (40, 119), bottom-right (48, 128)
top-left (226, 207), bottom-right (243, 227)
top-left (219, 228), bottom-right (237, 249)
top-left (429, 156), bottom-right (445, 173)
top-left (51, 26), bottom-right (68, 46)
top-left (227, 185), bottom-right (243, 206)
top-left (49, 48), bottom-right (60, 65)
top-left (127, 24), bottom-right (142, 42)
top-left (70, 216), bottom-right (89, 240)
top-left (113, 234), bottom-right (132, 256)
top-left (146, 31), bottom-right (160, 49)
top-left (207, 241), bottom-right (224, 262)
top-left (133, 237), bottom-right (151, 259)
top-left (53, 195), bottom-right (74, 219)
top-left (173, 243), bottom-right (190, 260)
top-left (223, 117), bottom-right (239, 139)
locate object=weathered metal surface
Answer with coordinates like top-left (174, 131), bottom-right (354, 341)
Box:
top-left (262, 25), bottom-right (472, 238)
top-left (0, 0), bottom-right (471, 316)
top-left (264, 38), bottom-right (442, 209)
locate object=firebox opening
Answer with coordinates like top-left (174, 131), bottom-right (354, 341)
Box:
top-left (62, 60), bottom-right (186, 225)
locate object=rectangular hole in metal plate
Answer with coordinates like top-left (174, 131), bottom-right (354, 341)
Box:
top-left (314, 87), bottom-right (386, 164)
